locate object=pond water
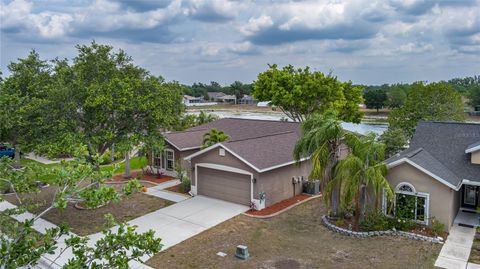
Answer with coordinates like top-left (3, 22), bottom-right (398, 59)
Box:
top-left (189, 110), bottom-right (388, 135)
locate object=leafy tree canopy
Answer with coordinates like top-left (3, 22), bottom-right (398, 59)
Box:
top-left (253, 64), bottom-right (363, 122)
top-left (388, 82), bottom-right (465, 138)
top-left (364, 88), bottom-right (387, 112)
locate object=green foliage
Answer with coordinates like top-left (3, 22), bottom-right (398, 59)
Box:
top-left (253, 64), bottom-right (363, 122)
top-left (0, 157), bottom-right (162, 268)
top-left (180, 178), bottom-right (191, 193)
top-left (175, 112), bottom-right (219, 131)
top-left (430, 217), bottom-right (445, 236)
top-left (379, 128), bottom-right (408, 157)
top-left (329, 132), bottom-right (394, 229)
top-left (121, 179), bottom-right (143, 196)
top-left (364, 88), bottom-right (387, 112)
top-left (467, 83), bottom-right (480, 109)
top-left (386, 85), bottom-right (408, 108)
top-left (360, 209), bottom-right (390, 231)
top-left (201, 128), bottom-right (230, 149)
top-left (184, 81), bottom-right (253, 99)
top-left (388, 82), bottom-right (465, 138)
top-left (63, 216), bottom-right (162, 268)
top-left (293, 111), bottom-right (345, 215)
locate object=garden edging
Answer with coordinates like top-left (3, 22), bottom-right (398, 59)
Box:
top-left (243, 194), bottom-right (322, 219)
top-left (321, 215), bottom-right (444, 244)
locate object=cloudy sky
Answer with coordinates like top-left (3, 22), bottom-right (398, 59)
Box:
top-left (1, 0), bottom-right (479, 85)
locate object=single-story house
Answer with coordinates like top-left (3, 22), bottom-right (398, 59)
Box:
top-left (207, 92), bottom-right (226, 102)
top-left (149, 118), bottom-right (311, 210)
top-left (218, 94), bottom-right (237, 104)
top-left (183, 95), bottom-right (202, 106)
top-left (238, 94), bottom-right (257, 105)
top-left (385, 121), bottom-right (480, 230)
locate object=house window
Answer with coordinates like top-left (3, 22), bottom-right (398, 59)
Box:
top-left (164, 149), bottom-right (174, 171)
top-left (153, 152), bottom-right (163, 168)
top-left (393, 182), bottom-right (429, 224)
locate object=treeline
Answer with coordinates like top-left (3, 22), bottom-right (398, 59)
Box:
top-left (361, 76), bottom-right (480, 111)
top-left (182, 81), bottom-right (253, 99)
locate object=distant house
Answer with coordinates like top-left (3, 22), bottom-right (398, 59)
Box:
top-left (183, 95), bottom-right (202, 106)
top-left (218, 94), bottom-right (237, 104)
top-left (238, 94), bottom-right (257, 105)
top-left (207, 92), bottom-right (226, 102)
top-left (385, 122), bottom-right (480, 230)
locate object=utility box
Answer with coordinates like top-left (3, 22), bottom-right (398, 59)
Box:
top-left (303, 180), bottom-right (320, 195)
top-left (235, 245), bottom-right (249, 260)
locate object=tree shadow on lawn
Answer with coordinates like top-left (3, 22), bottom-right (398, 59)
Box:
top-left (146, 199), bottom-right (441, 269)
top-left (2, 183), bottom-right (169, 236)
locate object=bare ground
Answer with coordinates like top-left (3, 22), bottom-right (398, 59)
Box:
top-left (146, 199), bottom-right (440, 269)
top-left (2, 182), bottom-right (169, 236)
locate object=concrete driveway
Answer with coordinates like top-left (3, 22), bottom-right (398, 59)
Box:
top-left (122, 195), bottom-right (249, 250)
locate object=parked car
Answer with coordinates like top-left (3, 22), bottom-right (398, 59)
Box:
top-left (0, 144), bottom-right (15, 159)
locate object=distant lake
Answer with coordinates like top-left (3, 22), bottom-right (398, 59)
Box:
top-left (188, 110), bottom-right (388, 135)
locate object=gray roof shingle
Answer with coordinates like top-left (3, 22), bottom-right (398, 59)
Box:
top-left (386, 121), bottom-right (480, 187)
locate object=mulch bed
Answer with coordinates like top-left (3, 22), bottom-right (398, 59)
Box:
top-left (165, 185), bottom-right (186, 194)
top-left (109, 171), bottom-right (174, 185)
top-left (245, 194), bottom-right (311, 216)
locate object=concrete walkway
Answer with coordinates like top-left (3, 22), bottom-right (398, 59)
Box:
top-left (144, 179), bottom-right (191, 202)
top-left (435, 224), bottom-right (476, 269)
top-left (25, 153), bottom-right (74, 165)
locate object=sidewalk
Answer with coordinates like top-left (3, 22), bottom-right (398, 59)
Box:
top-left (435, 224), bottom-right (475, 269)
top-left (144, 179), bottom-right (191, 203)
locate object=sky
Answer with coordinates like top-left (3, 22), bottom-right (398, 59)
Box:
top-left (0, 0), bottom-right (479, 86)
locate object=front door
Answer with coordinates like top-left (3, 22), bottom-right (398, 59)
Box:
top-left (463, 185), bottom-right (478, 208)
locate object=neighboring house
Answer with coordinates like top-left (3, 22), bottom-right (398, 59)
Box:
top-left (385, 122), bottom-right (480, 230)
top-left (238, 94), bottom-right (257, 105)
top-left (149, 118), bottom-right (311, 209)
top-left (218, 94), bottom-right (237, 104)
top-left (183, 95), bottom-right (202, 106)
top-left (207, 92), bottom-right (226, 102)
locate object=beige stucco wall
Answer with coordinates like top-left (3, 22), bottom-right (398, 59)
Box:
top-left (258, 161), bottom-right (311, 207)
top-left (472, 151), bottom-right (480, 164)
top-left (190, 148), bottom-right (259, 188)
top-left (189, 146), bottom-right (311, 207)
top-left (387, 163), bottom-right (458, 230)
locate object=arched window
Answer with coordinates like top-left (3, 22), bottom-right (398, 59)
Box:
top-left (392, 182), bottom-right (429, 224)
top-left (396, 182), bottom-right (416, 193)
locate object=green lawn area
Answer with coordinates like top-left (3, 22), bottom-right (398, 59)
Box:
top-left (20, 156), bottom-right (148, 176)
top-left (100, 156), bottom-right (148, 175)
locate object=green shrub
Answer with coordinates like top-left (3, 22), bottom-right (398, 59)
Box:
top-left (179, 178), bottom-right (191, 193)
top-left (0, 181), bottom-right (11, 194)
top-left (389, 217), bottom-right (415, 231)
top-left (100, 150), bottom-right (113, 165)
top-left (335, 219), bottom-right (345, 227)
top-left (360, 209), bottom-right (390, 231)
top-left (430, 217), bottom-right (445, 236)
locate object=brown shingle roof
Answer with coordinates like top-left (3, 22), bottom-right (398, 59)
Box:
top-left (165, 118), bottom-right (300, 150)
top-left (165, 118), bottom-right (303, 170)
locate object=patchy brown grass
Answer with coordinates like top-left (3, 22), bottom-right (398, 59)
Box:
top-left (146, 199), bottom-right (440, 269)
top-left (2, 183), bottom-right (169, 236)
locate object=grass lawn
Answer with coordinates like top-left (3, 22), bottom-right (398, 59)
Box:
top-left (100, 156), bottom-right (148, 175)
top-left (469, 228), bottom-right (480, 263)
top-left (1, 182), bottom-right (169, 236)
top-left (147, 199), bottom-right (440, 269)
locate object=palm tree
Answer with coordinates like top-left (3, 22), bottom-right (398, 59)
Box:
top-left (293, 111), bottom-right (344, 216)
top-left (201, 128), bottom-right (230, 149)
top-left (328, 132), bottom-right (394, 230)
top-left (196, 111), bottom-right (218, 125)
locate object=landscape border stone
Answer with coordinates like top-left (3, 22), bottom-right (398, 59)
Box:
top-left (321, 215), bottom-right (444, 244)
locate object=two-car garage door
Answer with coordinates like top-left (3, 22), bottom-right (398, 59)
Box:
top-left (197, 166), bottom-right (251, 206)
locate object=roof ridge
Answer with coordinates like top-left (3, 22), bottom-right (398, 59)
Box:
top-left (419, 121), bottom-right (480, 126)
top-left (221, 117), bottom-right (300, 124)
top-left (227, 130), bottom-right (296, 143)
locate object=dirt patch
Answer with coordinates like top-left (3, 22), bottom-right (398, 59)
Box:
top-left (245, 194), bottom-right (311, 217)
top-left (2, 184), bottom-right (170, 236)
top-left (146, 199), bottom-right (440, 269)
top-left (164, 185), bottom-right (183, 194)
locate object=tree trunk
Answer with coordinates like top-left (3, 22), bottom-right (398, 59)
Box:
top-left (354, 192), bottom-right (361, 231)
top-left (123, 151), bottom-right (131, 179)
top-left (111, 143), bottom-right (115, 163)
top-left (328, 145), bottom-right (341, 217)
top-left (13, 144), bottom-right (21, 169)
